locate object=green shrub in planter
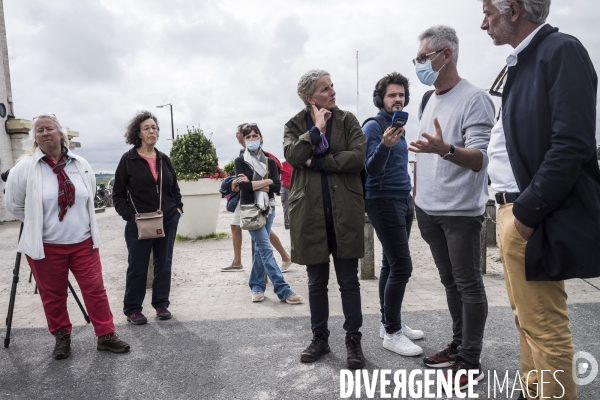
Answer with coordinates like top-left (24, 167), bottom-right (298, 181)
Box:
top-left (170, 126), bottom-right (219, 181)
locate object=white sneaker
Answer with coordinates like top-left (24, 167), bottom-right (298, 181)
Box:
top-left (251, 292), bottom-right (265, 302)
top-left (280, 261), bottom-right (295, 273)
top-left (380, 323), bottom-right (424, 340)
top-left (383, 331), bottom-right (423, 356)
top-left (403, 325), bottom-right (424, 340)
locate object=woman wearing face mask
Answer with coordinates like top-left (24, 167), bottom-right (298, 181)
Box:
top-left (233, 123), bottom-right (303, 305)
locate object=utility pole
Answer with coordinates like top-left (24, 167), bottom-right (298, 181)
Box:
top-left (356, 51), bottom-right (359, 120)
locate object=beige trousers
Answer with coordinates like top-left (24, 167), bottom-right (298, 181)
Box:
top-left (497, 204), bottom-right (577, 399)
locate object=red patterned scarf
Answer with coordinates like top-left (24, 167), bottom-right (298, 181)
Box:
top-left (42, 148), bottom-right (75, 221)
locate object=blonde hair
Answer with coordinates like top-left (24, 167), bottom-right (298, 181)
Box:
top-left (23, 114), bottom-right (70, 158)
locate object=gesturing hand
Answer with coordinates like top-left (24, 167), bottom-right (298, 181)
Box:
top-left (382, 127), bottom-right (404, 148)
top-left (408, 117), bottom-right (451, 156)
top-left (311, 105), bottom-right (332, 133)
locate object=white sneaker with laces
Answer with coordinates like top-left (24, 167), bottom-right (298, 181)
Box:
top-left (403, 325), bottom-right (424, 340)
top-left (379, 323), bottom-right (424, 340)
top-left (383, 330), bottom-right (423, 356)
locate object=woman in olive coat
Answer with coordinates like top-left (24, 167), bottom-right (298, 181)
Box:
top-left (283, 69), bottom-right (367, 369)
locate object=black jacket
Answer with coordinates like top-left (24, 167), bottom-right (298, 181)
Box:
top-left (502, 24), bottom-right (600, 280)
top-left (234, 156), bottom-right (280, 205)
top-left (113, 148), bottom-right (183, 221)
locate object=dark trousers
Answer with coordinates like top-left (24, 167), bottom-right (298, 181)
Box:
top-left (306, 208), bottom-right (362, 340)
top-left (366, 197), bottom-right (413, 334)
top-left (123, 212), bottom-right (180, 315)
top-left (416, 206), bottom-right (488, 365)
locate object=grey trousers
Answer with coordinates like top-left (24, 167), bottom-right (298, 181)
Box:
top-left (415, 206), bottom-right (488, 365)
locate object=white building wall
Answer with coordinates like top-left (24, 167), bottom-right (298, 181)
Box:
top-left (0, 0), bottom-right (16, 221)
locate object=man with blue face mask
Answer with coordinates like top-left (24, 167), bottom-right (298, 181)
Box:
top-left (408, 25), bottom-right (495, 391)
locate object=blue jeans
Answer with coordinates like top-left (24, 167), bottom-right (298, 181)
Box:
top-left (415, 206), bottom-right (488, 365)
top-left (123, 211), bottom-right (180, 315)
top-left (248, 207), bottom-right (293, 300)
top-left (366, 197), bottom-right (414, 334)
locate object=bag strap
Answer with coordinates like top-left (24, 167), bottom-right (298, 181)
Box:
top-left (158, 159), bottom-right (163, 211)
top-left (128, 158), bottom-right (163, 215)
top-left (361, 117), bottom-right (387, 132)
top-left (420, 90), bottom-right (435, 118)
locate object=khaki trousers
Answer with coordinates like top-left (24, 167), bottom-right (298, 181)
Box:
top-left (497, 204), bottom-right (577, 399)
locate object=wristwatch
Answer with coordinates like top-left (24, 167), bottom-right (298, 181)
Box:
top-left (441, 144), bottom-right (455, 160)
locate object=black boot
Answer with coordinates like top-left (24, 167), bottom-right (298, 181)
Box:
top-left (52, 328), bottom-right (71, 360)
top-left (300, 333), bottom-right (331, 363)
top-left (345, 335), bottom-right (365, 369)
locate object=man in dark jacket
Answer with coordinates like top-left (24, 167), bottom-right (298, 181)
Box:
top-left (481, 0), bottom-right (599, 398)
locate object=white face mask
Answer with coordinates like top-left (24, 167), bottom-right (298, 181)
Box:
top-left (246, 140), bottom-right (261, 152)
top-left (415, 52), bottom-right (445, 86)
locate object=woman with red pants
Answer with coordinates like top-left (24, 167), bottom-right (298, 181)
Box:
top-left (5, 114), bottom-right (130, 360)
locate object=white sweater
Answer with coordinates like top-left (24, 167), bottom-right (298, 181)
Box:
top-left (4, 148), bottom-right (101, 260)
top-left (415, 79), bottom-right (495, 216)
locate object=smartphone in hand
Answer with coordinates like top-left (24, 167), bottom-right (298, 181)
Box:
top-left (391, 110), bottom-right (409, 128)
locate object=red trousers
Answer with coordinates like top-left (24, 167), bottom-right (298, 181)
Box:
top-left (26, 238), bottom-right (115, 337)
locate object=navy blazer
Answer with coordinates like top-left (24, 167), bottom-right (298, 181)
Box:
top-left (502, 24), bottom-right (600, 280)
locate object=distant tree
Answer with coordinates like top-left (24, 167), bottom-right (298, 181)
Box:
top-left (597, 146), bottom-right (600, 160)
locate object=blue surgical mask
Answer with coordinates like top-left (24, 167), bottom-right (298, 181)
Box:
top-left (246, 140), bottom-right (261, 152)
top-left (415, 54), bottom-right (444, 86)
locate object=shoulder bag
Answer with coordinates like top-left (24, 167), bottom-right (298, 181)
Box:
top-left (129, 159), bottom-right (166, 239)
top-left (240, 157), bottom-right (269, 231)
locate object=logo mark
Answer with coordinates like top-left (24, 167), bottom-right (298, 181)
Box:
top-left (573, 351), bottom-right (598, 386)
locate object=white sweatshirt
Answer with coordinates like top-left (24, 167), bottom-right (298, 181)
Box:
top-left (415, 79), bottom-right (495, 216)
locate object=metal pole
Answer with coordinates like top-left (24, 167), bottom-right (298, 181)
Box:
top-left (169, 104), bottom-right (174, 140)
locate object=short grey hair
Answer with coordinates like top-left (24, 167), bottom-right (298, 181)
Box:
top-left (25, 114), bottom-right (70, 157)
top-left (489, 0), bottom-right (550, 24)
top-left (297, 69), bottom-right (330, 107)
top-left (418, 25), bottom-right (459, 65)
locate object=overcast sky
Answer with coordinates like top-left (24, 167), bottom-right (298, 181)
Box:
top-left (5, 0), bottom-right (600, 173)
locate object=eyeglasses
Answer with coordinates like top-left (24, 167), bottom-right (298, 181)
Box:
top-left (412, 49), bottom-right (445, 66)
top-left (488, 65), bottom-right (508, 97)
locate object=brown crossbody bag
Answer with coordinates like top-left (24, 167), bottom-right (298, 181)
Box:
top-left (129, 160), bottom-right (165, 240)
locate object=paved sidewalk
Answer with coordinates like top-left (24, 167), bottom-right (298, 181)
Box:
top-left (1, 200), bottom-right (599, 329)
top-left (1, 199), bottom-right (599, 399)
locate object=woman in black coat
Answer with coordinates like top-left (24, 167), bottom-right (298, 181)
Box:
top-left (112, 111), bottom-right (183, 325)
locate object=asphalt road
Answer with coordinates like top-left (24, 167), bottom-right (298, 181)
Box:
top-left (1, 303), bottom-right (598, 399)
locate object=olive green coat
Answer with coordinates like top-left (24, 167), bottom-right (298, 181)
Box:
top-left (283, 107), bottom-right (367, 265)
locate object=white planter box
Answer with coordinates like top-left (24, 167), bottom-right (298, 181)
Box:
top-left (177, 179), bottom-right (222, 238)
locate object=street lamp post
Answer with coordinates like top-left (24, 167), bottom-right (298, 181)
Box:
top-left (156, 103), bottom-right (174, 140)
